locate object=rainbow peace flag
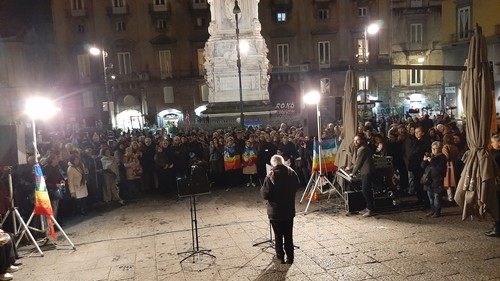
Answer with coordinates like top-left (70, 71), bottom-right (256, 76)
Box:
top-left (312, 139), bottom-right (338, 173)
top-left (224, 145), bottom-right (241, 171)
top-left (33, 164), bottom-right (56, 239)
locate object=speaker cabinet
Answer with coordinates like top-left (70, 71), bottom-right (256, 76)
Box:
top-left (0, 125), bottom-right (27, 166)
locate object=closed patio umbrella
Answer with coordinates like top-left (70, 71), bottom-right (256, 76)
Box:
top-left (336, 69), bottom-right (357, 169)
top-left (455, 25), bottom-right (499, 221)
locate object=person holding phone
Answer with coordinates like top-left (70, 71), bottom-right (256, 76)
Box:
top-left (421, 142), bottom-right (447, 218)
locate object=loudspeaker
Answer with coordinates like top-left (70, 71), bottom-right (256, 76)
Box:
top-left (344, 191), bottom-right (365, 212)
top-left (0, 125), bottom-right (27, 166)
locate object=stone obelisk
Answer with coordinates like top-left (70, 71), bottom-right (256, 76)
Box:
top-left (203, 0), bottom-right (272, 120)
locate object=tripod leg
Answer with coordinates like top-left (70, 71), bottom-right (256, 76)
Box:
top-left (50, 215), bottom-right (76, 250)
top-left (300, 171), bottom-right (317, 203)
top-left (13, 209), bottom-right (44, 256)
top-left (304, 179), bottom-right (320, 214)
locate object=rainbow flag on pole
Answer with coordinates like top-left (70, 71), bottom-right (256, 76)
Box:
top-left (33, 164), bottom-right (56, 239)
top-left (312, 139), bottom-right (338, 173)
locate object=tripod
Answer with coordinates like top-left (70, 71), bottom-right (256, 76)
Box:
top-left (253, 221), bottom-right (274, 249)
top-left (15, 164), bottom-right (76, 256)
top-left (178, 195), bottom-right (215, 263)
top-left (299, 139), bottom-right (344, 214)
top-left (0, 166), bottom-right (43, 255)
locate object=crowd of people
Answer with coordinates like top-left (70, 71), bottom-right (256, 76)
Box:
top-left (0, 111), bottom-right (498, 239)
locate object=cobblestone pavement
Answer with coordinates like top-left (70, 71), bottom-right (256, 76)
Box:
top-left (11, 187), bottom-right (500, 281)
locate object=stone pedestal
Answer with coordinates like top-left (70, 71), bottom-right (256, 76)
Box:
top-left (203, 0), bottom-right (273, 118)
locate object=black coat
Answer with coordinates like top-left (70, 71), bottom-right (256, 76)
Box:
top-left (421, 154), bottom-right (447, 191)
top-left (260, 165), bottom-right (300, 221)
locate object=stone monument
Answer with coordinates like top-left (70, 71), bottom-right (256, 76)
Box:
top-left (202, 0), bottom-right (273, 120)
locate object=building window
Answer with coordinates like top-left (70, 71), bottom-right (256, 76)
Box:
top-left (163, 86), bottom-right (174, 103)
top-left (410, 68), bottom-right (422, 85)
top-left (113, 0), bottom-right (125, 7)
top-left (155, 0), bottom-right (166, 4)
top-left (196, 17), bottom-right (206, 27)
top-left (157, 19), bottom-right (167, 31)
top-left (159, 50), bottom-right (172, 79)
top-left (276, 44), bottom-right (289, 67)
top-left (77, 54), bottom-right (91, 83)
top-left (318, 41), bottom-right (330, 68)
top-left (410, 23), bottom-right (422, 43)
top-left (357, 38), bottom-right (369, 63)
top-left (358, 7), bottom-right (367, 17)
top-left (116, 21), bottom-right (126, 31)
top-left (82, 91), bottom-right (94, 108)
top-left (117, 52), bottom-right (131, 75)
top-left (277, 12), bottom-right (287, 22)
top-left (71, 0), bottom-right (84, 10)
top-left (318, 9), bottom-right (328, 20)
top-left (197, 48), bottom-right (205, 76)
top-left (77, 24), bottom-right (85, 33)
top-left (359, 76), bottom-right (369, 91)
top-left (458, 6), bottom-right (470, 41)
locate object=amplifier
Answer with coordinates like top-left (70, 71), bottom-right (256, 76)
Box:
top-left (344, 191), bottom-right (366, 212)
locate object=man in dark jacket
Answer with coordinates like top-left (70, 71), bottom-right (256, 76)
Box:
top-left (260, 154), bottom-right (300, 264)
top-left (407, 126), bottom-right (431, 206)
top-left (350, 134), bottom-right (376, 217)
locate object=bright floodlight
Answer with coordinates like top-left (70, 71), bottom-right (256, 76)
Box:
top-left (303, 91), bottom-right (320, 105)
top-left (367, 23), bottom-right (380, 35)
top-left (89, 47), bottom-right (101, 56)
top-left (26, 97), bottom-right (57, 120)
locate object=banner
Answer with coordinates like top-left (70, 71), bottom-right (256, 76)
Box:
top-left (312, 139), bottom-right (338, 173)
top-left (33, 164), bottom-right (56, 239)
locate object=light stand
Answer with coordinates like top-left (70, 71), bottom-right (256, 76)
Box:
top-left (299, 92), bottom-right (344, 214)
top-left (360, 23), bottom-right (379, 120)
top-left (16, 98), bottom-right (76, 255)
top-left (0, 166), bottom-right (42, 255)
top-left (234, 0), bottom-right (244, 127)
top-left (90, 47), bottom-right (115, 128)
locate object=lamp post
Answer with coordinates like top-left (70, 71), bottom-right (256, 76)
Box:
top-left (303, 91), bottom-right (322, 174)
top-left (25, 97), bottom-right (58, 163)
top-left (89, 47), bottom-right (115, 128)
top-left (362, 23), bottom-right (380, 120)
top-left (233, 0), bottom-right (244, 128)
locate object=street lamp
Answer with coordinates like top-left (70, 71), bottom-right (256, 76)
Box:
top-left (89, 47), bottom-right (115, 128)
top-left (233, 0), bottom-right (244, 127)
top-left (361, 23), bottom-right (380, 120)
top-left (25, 97), bottom-right (58, 162)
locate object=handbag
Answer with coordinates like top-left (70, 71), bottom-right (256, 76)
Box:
top-left (0, 232), bottom-right (11, 246)
top-left (420, 167), bottom-right (432, 185)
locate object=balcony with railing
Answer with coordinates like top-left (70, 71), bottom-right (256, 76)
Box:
top-left (191, 1), bottom-right (209, 10)
top-left (71, 8), bottom-right (87, 17)
top-left (149, 3), bottom-right (170, 13)
top-left (271, 64), bottom-right (309, 73)
top-left (106, 5), bottom-right (130, 16)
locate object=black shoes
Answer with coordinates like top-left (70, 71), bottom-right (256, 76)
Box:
top-left (285, 258), bottom-right (294, 264)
